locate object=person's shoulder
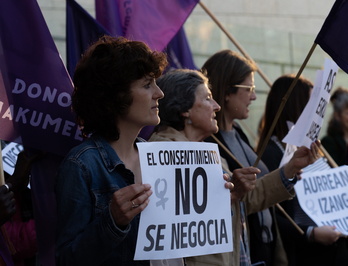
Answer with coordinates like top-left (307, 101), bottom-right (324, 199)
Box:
top-left (64, 137), bottom-right (98, 161)
top-left (148, 127), bottom-right (187, 142)
top-left (321, 134), bottom-right (338, 146)
top-left (204, 131), bottom-right (222, 144)
top-left (321, 135), bottom-right (331, 141)
top-left (148, 132), bottom-right (170, 142)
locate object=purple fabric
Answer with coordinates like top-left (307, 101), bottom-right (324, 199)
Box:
top-left (0, 2), bottom-right (86, 266)
top-left (30, 152), bottom-right (63, 266)
top-left (66, 0), bottom-right (110, 78)
top-left (0, 0), bottom-right (82, 156)
top-left (95, 0), bottom-right (199, 52)
top-left (315, 0), bottom-right (348, 74)
top-left (165, 27), bottom-right (197, 70)
top-left (0, 231), bottom-right (14, 266)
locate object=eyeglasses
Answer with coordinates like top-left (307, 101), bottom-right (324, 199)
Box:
top-left (232, 84), bottom-right (256, 94)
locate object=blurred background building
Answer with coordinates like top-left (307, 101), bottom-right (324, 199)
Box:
top-left (37, 0), bottom-right (348, 146)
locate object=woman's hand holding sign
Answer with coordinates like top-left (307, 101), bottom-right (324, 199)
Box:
top-left (110, 184), bottom-right (152, 228)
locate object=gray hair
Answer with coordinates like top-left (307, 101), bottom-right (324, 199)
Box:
top-left (156, 69), bottom-right (208, 130)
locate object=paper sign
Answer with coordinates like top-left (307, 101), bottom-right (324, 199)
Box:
top-left (279, 143), bottom-right (297, 168)
top-left (283, 59), bottom-right (338, 148)
top-left (1, 142), bottom-right (23, 175)
top-left (134, 141), bottom-right (233, 260)
top-left (295, 165), bottom-right (348, 235)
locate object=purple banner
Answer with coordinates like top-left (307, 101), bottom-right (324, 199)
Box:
top-left (66, 0), bottom-right (110, 77)
top-left (0, 0), bottom-right (82, 156)
top-left (166, 27), bottom-right (197, 70)
top-left (95, 0), bottom-right (199, 52)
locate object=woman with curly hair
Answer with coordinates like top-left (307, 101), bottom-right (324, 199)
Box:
top-left (55, 36), bottom-right (168, 265)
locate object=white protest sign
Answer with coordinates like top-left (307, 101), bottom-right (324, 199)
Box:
top-left (134, 142), bottom-right (233, 260)
top-left (278, 122), bottom-right (297, 168)
top-left (279, 143), bottom-right (297, 168)
top-left (1, 142), bottom-right (23, 175)
top-left (283, 59), bottom-right (338, 148)
top-left (295, 165), bottom-right (348, 235)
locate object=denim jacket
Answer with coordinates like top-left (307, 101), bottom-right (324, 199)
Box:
top-left (55, 135), bottom-right (149, 266)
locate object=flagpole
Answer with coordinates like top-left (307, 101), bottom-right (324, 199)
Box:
top-left (319, 146), bottom-right (338, 168)
top-left (210, 134), bottom-right (305, 235)
top-left (253, 43), bottom-right (318, 167)
top-left (198, 1), bottom-right (272, 88)
top-left (199, 2), bottom-right (336, 168)
top-left (198, 0), bottom-right (267, 144)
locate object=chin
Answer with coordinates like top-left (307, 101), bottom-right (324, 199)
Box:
top-left (210, 126), bottom-right (219, 135)
top-left (152, 119), bottom-right (161, 126)
top-left (147, 117), bottom-right (160, 126)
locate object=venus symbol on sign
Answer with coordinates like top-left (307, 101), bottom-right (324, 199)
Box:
top-left (155, 178), bottom-right (168, 210)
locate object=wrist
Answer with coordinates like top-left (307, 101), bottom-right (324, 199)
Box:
top-left (309, 227), bottom-right (316, 242)
top-left (283, 163), bottom-right (298, 179)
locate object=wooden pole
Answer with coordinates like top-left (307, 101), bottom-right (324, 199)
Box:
top-left (198, 1), bottom-right (273, 88)
top-left (210, 134), bottom-right (305, 235)
top-left (319, 146), bottom-right (338, 168)
top-left (197, 3), bottom-right (323, 168)
top-left (253, 43), bottom-right (318, 167)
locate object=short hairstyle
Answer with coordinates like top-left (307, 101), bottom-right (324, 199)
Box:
top-left (327, 87), bottom-right (348, 136)
top-left (257, 74), bottom-right (312, 152)
top-left (156, 69), bottom-right (209, 131)
top-left (201, 50), bottom-right (257, 130)
top-left (72, 36), bottom-right (168, 140)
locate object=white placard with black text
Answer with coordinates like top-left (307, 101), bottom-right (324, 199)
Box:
top-left (295, 165), bottom-right (348, 235)
top-left (283, 58), bottom-right (338, 148)
top-left (134, 141), bottom-right (233, 260)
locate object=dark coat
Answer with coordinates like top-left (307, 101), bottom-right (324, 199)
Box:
top-left (321, 134), bottom-right (347, 166)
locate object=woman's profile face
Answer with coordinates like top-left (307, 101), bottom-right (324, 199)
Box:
top-left (186, 83), bottom-right (221, 140)
top-left (122, 76), bottom-right (164, 128)
top-left (224, 72), bottom-right (256, 121)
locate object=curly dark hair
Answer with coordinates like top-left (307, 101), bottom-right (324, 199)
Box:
top-left (72, 36), bottom-right (168, 140)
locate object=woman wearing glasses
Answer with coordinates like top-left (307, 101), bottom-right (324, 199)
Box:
top-left (194, 50), bottom-right (321, 266)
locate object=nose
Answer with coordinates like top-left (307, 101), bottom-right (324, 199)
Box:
top-left (250, 90), bottom-right (257, 101)
top-left (213, 99), bottom-right (221, 112)
top-left (154, 83), bottom-right (164, 99)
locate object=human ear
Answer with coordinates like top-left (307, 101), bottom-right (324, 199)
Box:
top-left (181, 111), bottom-right (190, 118)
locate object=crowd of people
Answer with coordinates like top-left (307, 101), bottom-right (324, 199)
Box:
top-left (0, 143), bottom-right (40, 266)
top-left (1, 35), bottom-right (347, 266)
top-left (258, 75), bottom-right (347, 266)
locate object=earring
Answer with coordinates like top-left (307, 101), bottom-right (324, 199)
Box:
top-left (186, 118), bottom-right (192, 125)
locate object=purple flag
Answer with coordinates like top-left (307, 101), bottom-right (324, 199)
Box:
top-left (315, 0), bottom-right (348, 73)
top-left (95, 0), bottom-right (198, 140)
top-left (95, 0), bottom-right (199, 52)
top-left (0, 0), bottom-right (82, 157)
top-left (0, 2), bottom-right (85, 265)
top-left (166, 27), bottom-right (197, 70)
top-left (66, 0), bottom-right (110, 77)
